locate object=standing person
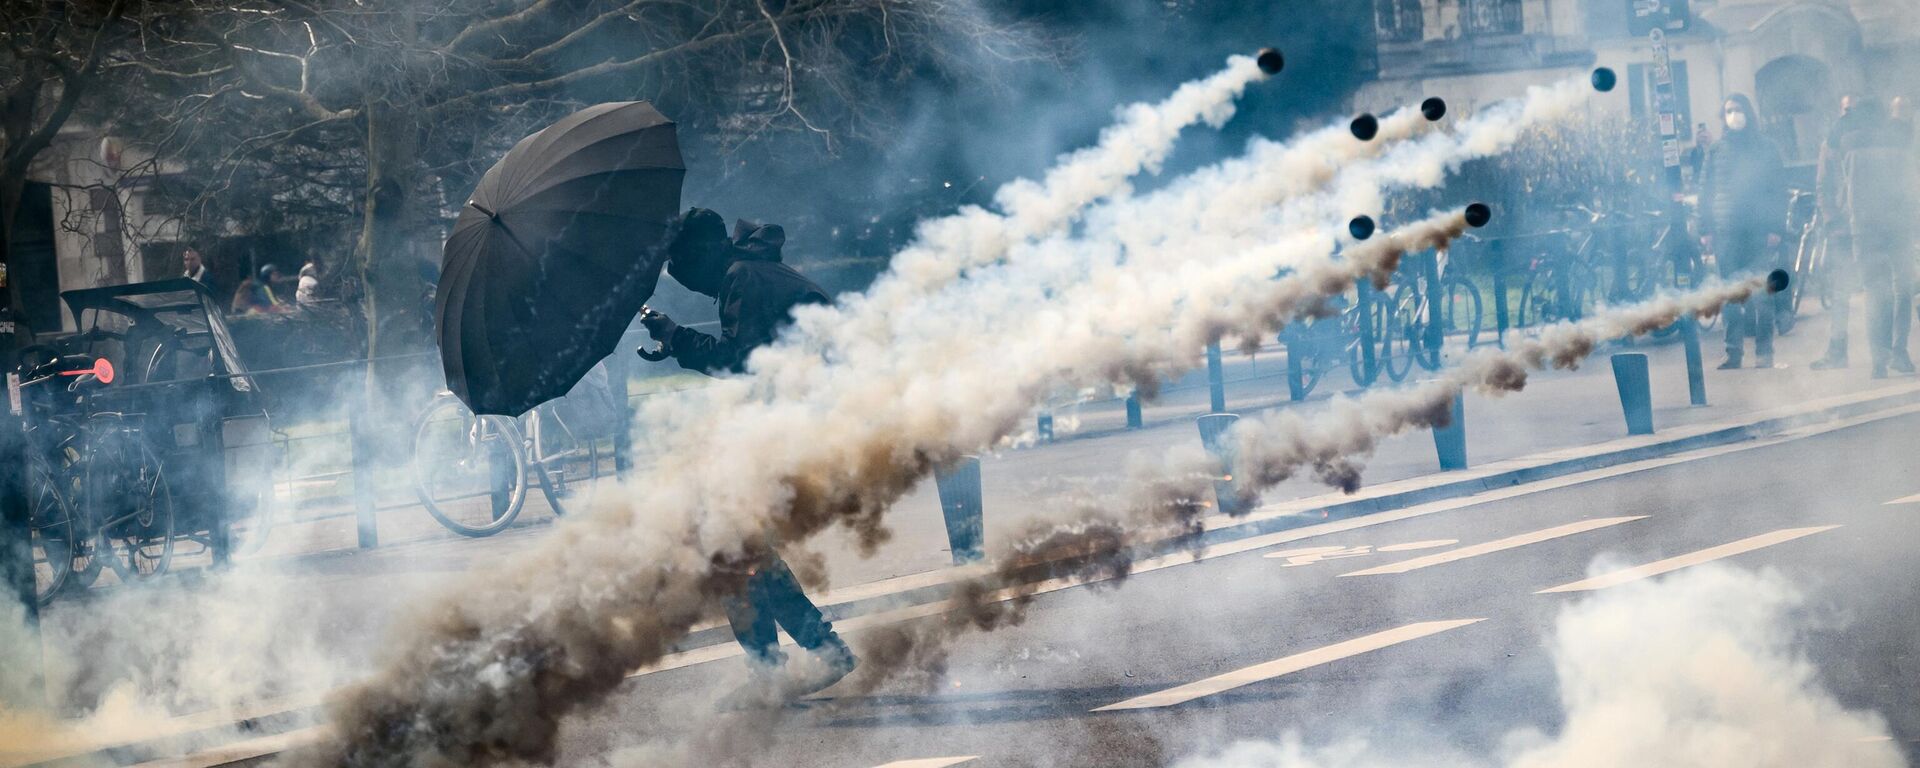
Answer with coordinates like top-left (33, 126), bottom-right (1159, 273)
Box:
top-left (1699, 94), bottom-right (1786, 369)
top-left (1813, 95), bottom-right (1871, 369)
top-left (637, 207), bottom-right (856, 704)
top-left (182, 248), bottom-right (210, 285)
top-left (230, 265), bottom-right (286, 315)
top-left (1829, 97), bottom-right (1916, 377)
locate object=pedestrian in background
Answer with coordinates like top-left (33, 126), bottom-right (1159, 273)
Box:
top-left (1814, 95), bottom-right (1871, 369)
top-left (182, 248), bottom-right (209, 285)
top-left (295, 258), bottom-right (322, 305)
top-left (1700, 93), bottom-right (1785, 369)
top-left (1828, 96), bottom-right (1916, 378)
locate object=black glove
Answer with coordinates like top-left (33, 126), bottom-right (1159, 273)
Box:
top-left (640, 309), bottom-right (680, 346)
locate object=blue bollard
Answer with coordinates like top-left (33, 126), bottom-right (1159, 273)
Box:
top-left (1037, 411), bottom-right (1055, 444)
top-left (1431, 393), bottom-right (1468, 470)
top-left (1611, 352), bottom-right (1655, 435)
top-left (1195, 413), bottom-right (1250, 515)
top-left (1206, 343), bottom-right (1227, 413)
top-left (1125, 391), bottom-right (1144, 429)
top-left (934, 455), bottom-right (984, 564)
top-left (1679, 316), bottom-right (1707, 406)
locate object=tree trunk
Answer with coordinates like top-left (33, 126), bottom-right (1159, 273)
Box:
top-left (354, 102), bottom-right (428, 444)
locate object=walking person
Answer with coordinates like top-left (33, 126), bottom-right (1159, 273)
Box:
top-left (1827, 97), bottom-right (1917, 377)
top-left (1699, 94), bottom-right (1786, 369)
top-left (638, 207), bottom-right (857, 704)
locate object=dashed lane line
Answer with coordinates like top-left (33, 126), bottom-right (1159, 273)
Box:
top-left (1536, 526), bottom-right (1841, 594)
top-left (1883, 493), bottom-right (1920, 505)
top-left (1088, 619), bottom-right (1484, 712)
top-left (1337, 516), bottom-right (1647, 577)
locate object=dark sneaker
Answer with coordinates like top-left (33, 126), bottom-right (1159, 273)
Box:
top-left (1892, 351), bottom-right (1916, 374)
top-left (1810, 354), bottom-right (1848, 370)
top-left (785, 639), bottom-right (858, 699)
top-left (1872, 363), bottom-right (1890, 380)
top-left (1716, 357), bottom-right (1742, 370)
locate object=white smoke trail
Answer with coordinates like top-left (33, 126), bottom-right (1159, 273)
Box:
top-left (1174, 565), bottom-right (1904, 768)
top-left (298, 81), bottom-right (1593, 766)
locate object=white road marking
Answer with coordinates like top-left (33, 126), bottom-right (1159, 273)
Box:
top-left (1376, 539), bottom-right (1457, 552)
top-left (1537, 526), bottom-right (1840, 594)
top-left (1339, 517), bottom-right (1646, 577)
top-left (1883, 492), bottom-right (1920, 505)
top-left (1089, 619), bottom-right (1483, 712)
top-left (1264, 544), bottom-right (1372, 566)
top-left (125, 726), bottom-right (326, 768)
top-left (871, 758), bottom-right (978, 768)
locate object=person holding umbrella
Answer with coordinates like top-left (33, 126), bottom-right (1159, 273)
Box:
top-left (640, 207), bottom-right (857, 703)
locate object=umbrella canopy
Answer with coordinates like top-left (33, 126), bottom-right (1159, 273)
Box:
top-left (438, 101), bottom-right (684, 415)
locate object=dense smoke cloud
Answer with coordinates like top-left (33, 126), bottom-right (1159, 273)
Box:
top-left (838, 278), bottom-right (1768, 694)
top-left (296, 72), bottom-right (1592, 766)
top-left (1173, 565), bottom-right (1903, 768)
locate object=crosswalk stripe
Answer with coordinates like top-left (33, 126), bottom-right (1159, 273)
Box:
top-left (1338, 516), bottom-right (1646, 577)
top-left (1536, 526), bottom-right (1840, 594)
top-left (871, 758), bottom-right (978, 768)
top-left (1883, 493), bottom-right (1920, 505)
top-left (1089, 619), bottom-right (1483, 712)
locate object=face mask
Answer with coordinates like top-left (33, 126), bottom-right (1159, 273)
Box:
top-left (1726, 111), bottom-right (1749, 131)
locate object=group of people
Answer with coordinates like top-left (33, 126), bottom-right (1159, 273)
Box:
top-left (1699, 91), bottom-right (1917, 378)
top-left (181, 247), bottom-right (324, 316)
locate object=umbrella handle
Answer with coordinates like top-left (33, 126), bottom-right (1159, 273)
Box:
top-left (637, 344), bottom-right (671, 362)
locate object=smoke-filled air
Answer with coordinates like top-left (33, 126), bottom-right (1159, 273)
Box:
top-left (4, 2), bottom-right (1917, 768)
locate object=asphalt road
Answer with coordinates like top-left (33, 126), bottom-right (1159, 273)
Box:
top-left (561, 410), bottom-right (1920, 768)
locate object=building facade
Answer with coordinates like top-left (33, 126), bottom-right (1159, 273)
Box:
top-left (1356, 0), bottom-right (1920, 168)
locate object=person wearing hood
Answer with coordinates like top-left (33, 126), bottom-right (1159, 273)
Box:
top-left (638, 207), bottom-right (853, 703)
top-left (1812, 94), bottom-right (1872, 370)
top-left (1699, 93), bottom-right (1785, 369)
top-left (1823, 96), bottom-right (1917, 377)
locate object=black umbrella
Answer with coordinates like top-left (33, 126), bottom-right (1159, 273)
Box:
top-left (438, 101), bottom-right (684, 416)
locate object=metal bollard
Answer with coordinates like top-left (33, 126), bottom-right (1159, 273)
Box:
top-left (1611, 353), bottom-right (1655, 435)
top-left (1125, 392), bottom-right (1144, 429)
top-left (1037, 411), bottom-right (1055, 444)
top-left (1286, 347), bottom-right (1307, 402)
top-left (1205, 343), bottom-right (1227, 413)
top-left (1195, 413), bottom-right (1250, 516)
top-left (347, 406), bottom-right (379, 549)
top-left (1679, 316), bottom-right (1707, 406)
top-left (933, 455), bottom-right (984, 564)
top-left (1431, 393), bottom-right (1468, 470)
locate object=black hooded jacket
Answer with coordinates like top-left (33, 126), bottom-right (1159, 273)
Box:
top-left (667, 220), bottom-right (829, 374)
top-left (1700, 95), bottom-right (1786, 237)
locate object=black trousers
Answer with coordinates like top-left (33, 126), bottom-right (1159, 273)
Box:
top-left (1717, 226), bottom-right (1774, 359)
top-left (1855, 227), bottom-right (1916, 365)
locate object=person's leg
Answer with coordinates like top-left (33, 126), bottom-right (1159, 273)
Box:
top-left (1719, 235), bottom-right (1749, 367)
top-left (1817, 236), bottom-right (1853, 368)
top-left (757, 556), bottom-right (857, 693)
top-left (725, 566), bottom-right (786, 668)
top-left (1892, 239), bottom-right (1916, 371)
top-left (1858, 233), bottom-right (1895, 376)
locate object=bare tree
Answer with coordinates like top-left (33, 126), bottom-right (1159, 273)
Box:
top-left (128, 0), bottom-right (1026, 367)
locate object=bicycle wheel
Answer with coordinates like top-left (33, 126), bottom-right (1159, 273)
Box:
top-left (96, 439), bottom-right (175, 582)
top-left (530, 412), bottom-right (609, 519)
top-left (414, 396), bottom-right (529, 537)
top-left (1438, 277), bottom-right (1484, 352)
top-left (1382, 285), bottom-right (1420, 382)
top-left (28, 458), bottom-right (76, 604)
top-left (1279, 325), bottom-right (1326, 399)
top-left (1346, 297), bottom-right (1386, 387)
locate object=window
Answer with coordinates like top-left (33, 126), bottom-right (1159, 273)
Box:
top-left (1464, 0), bottom-right (1523, 36)
top-left (1375, 0), bottom-right (1423, 43)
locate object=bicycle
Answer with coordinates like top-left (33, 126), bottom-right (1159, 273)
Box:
top-left (411, 391), bottom-right (612, 537)
top-left (1378, 249), bottom-right (1484, 382)
top-left (1784, 189), bottom-right (1831, 325)
top-left (1513, 211), bottom-right (1603, 330)
top-left (1279, 286), bottom-right (1385, 399)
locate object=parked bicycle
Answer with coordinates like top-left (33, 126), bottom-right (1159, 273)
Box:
top-left (1279, 286), bottom-right (1385, 399)
top-left (1379, 249), bottom-right (1484, 382)
top-left (411, 391), bottom-right (612, 537)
